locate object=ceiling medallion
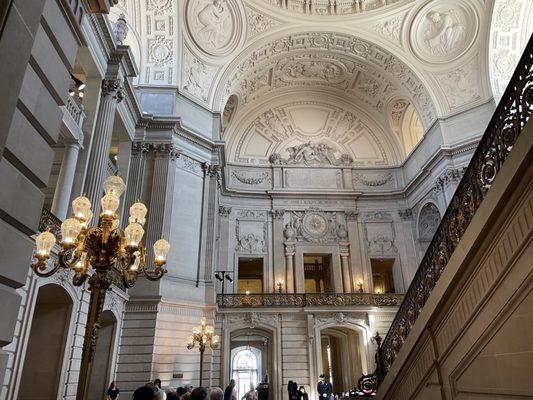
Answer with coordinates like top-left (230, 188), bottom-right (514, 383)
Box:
top-left (186, 0), bottom-right (243, 57)
top-left (409, 0), bottom-right (478, 64)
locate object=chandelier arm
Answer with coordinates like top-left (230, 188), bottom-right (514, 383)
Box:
top-left (31, 257), bottom-right (62, 277)
top-left (143, 267), bottom-right (166, 281)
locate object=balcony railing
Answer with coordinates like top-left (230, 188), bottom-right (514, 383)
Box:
top-left (377, 34), bottom-right (533, 381)
top-left (216, 292), bottom-right (404, 308)
top-left (65, 95), bottom-right (86, 128)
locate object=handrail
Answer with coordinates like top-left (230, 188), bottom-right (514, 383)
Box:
top-left (379, 33), bottom-right (533, 378)
top-left (216, 292), bottom-right (404, 308)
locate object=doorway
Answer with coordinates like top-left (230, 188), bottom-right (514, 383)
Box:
top-left (320, 327), bottom-right (363, 395)
top-left (86, 310), bottom-right (118, 399)
top-left (238, 258), bottom-right (263, 293)
top-left (304, 255), bottom-right (332, 293)
top-left (370, 258), bottom-right (396, 293)
top-left (19, 284), bottom-right (73, 400)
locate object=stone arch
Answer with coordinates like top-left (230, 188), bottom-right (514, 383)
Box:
top-left (222, 94), bottom-right (239, 131)
top-left (18, 284), bottom-right (75, 399)
top-left (388, 98), bottom-right (425, 156)
top-left (222, 318), bottom-right (280, 399)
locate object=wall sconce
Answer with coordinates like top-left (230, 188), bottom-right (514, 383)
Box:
top-left (276, 279), bottom-right (283, 293)
top-left (70, 73), bottom-right (86, 90)
top-left (357, 281), bottom-right (364, 293)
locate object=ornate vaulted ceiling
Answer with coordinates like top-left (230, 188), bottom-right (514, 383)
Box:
top-left (112, 0), bottom-right (533, 166)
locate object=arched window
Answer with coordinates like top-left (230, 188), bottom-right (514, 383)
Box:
top-left (232, 348), bottom-right (259, 399)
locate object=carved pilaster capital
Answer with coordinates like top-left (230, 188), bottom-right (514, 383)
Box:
top-left (101, 78), bottom-right (125, 103)
top-left (219, 206), bottom-right (232, 218)
top-left (153, 143), bottom-right (180, 160)
top-left (207, 164), bottom-right (220, 177)
top-left (339, 242), bottom-right (350, 256)
top-left (131, 142), bottom-right (150, 156)
top-left (284, 241), bottom-right (296, 256)
top-left (271, 209), bottom-right (285, 220)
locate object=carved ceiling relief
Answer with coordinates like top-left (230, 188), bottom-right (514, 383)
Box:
top-left (143, 0), bottom-right (176, 84)
top-left (182, 48), bottom-right (219, 103)
top-left (186, 0), bottom-right (243, 57)
top-left (219, 32), bottom-right (437, 127)
top-left (418, 203), bottom-right (441, 241)
top-left (233, 101), bottom-right (391, 166)
top-left (435, 57), bottom-right (482, 109)
top-left (258, 0), bottom-right (411, 16)
top-left (409, 0), bottom-right (478, 64)
top-left (283, 209), bottom-right (348, 244)
top-left (245, 5), bottom-right (282, 38)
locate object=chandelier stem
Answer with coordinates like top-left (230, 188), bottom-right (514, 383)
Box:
top-left (199, 346), bottom-right (205, 387)
top-left (76, 271), bottom-right (112, 400)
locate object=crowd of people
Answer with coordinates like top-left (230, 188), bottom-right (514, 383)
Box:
top-left (107, 378), bottom-right (259, 400)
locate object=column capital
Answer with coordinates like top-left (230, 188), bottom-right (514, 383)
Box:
top-left (398, 208), bottom-right (413, 221)
top-left (284, 241), bottom-right (296, 255)
top-left (153, 143), bottom-right (180, 160)
top-left (206, 164), bottom-right (220, 177)
top-left (345, 210), bottom-right (359, 221)
top-left (132, 141), bottom-right (150, 156)
top-left (101, 78), bottom-right (125, 103)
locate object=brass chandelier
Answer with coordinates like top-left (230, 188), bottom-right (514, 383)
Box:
top-left (187, 318), bottom-right (220, 386)
top-left (32, 175), bottom-right (170, 400)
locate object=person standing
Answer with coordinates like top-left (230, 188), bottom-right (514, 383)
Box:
top-left (154, 378), bottom-right (167, 400)
top-left (107, 381), bottom-right (120, 400)
top-left (317, 375), bottom-right (332, 399)
top-left (241, 383), bottom-right (257, 400)
top-left (224, 379), bottom-right (237, 400)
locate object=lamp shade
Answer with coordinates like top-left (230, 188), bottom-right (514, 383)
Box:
top-left (61, 218), bottom-right (82, 245)
top-left (124, 223), bottom-right (144, 247)
top-left (101, 193), bottom-right (120, 216)
top-left (153, 238), bottom-right (170, 263)
top-left (72, 196), bottom-right (92, 221)
top-left (103, 175), bottom-right (126, 197)
top-left (35, 231), bottom-right (56, 256)
top-left (129, 202), bottom-right (148, 226)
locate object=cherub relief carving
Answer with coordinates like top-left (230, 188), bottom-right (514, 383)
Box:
top-left (423, 10), bottom-right (466, 56)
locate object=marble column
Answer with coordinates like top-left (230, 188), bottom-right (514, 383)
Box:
top-left (340, 243), bottom-right (352, 293)
top-left (202, 165), bottom-right (220, 282)
top-left (285, 241), bottom-right (296, 293)
top-left (51, 143), bottom-right (81, 219)
top-left (83, 78), bottom-right (124, 215)
top-left (271, 210), bottom-right (285, 292)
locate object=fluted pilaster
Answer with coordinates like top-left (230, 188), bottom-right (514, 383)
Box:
top-left (83, 78), bottom-right (124, 215)
top-left (51, 143), bottom-right (81, 219)
top-left (123, 141), bottom-right (150, 215)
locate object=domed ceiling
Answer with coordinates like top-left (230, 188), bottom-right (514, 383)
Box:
top-left (111, 0), bottom-right (533, 166)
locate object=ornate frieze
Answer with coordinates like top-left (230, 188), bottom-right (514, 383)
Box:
top-left (353, 172), bottom-right (394, 187)
top-left (236, 209), bottom-right (267, 220)
top-left (235, 220), bottom-right (267, 254)
top-left (231, 170), bottom-right (271, 185)
top-left (176, 154), bottom-right (204, 175)
top-left (364, 222), bottom-right (398, 255)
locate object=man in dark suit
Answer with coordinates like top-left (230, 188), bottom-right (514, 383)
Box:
top-left (317, 374), bottom-right (332, 399)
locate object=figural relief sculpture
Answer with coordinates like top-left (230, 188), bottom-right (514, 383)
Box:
top-left (269, 142), bottom-right (353, 166)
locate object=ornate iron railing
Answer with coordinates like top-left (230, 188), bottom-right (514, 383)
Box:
top-left (379, 34), bottom-right (533, 376)
top-left (38, 207), bottom-right (62, 237)
top-left (216, 292), bottom-right (404, 308)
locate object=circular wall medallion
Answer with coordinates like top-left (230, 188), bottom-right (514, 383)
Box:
top-left (186, 0), bottom-right (242, 57)
top-left (409, 0), bottom-right (478, 64)
top-left (302, 213), bottom-right (328, 239)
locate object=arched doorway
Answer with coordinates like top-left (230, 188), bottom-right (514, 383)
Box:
top-left (18, 284), bottom-right (73, 399)
top-left (317, 326), bottom-right (365, 396)
top-left (229, 328), bottom-right (274, 400)
top-left (87, 310), bottom-right (118, 399)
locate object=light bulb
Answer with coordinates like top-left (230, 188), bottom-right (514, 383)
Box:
top-left (130, 251), bottom-right (141, 271)
top-left (72, 196), bottom-right (92, 222)
top-left (74, 252), bottom-right (87, 271)
top-left (129, 202), bottom-right (147, 226)
top-left (153, 238), bottom-right (170, 264)
top-left (35, 231), bottom-right (56, 257)
top-left (101, 193), bottom-right (120, 216)
top-left (103, 175), bottom-right (126, 197)
top-left (124, 223), bottom-right (144, 248)
top-left (60, 218), bottom-right (82, 246)
top-left (246, 290), bottom-right (250, 295)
